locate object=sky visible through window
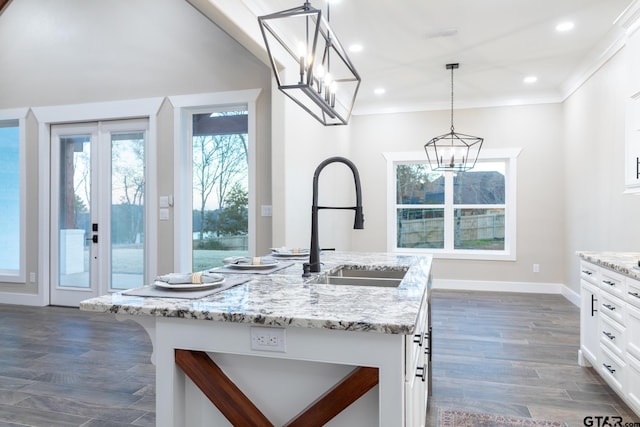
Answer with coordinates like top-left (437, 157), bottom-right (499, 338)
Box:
top-left (0, 123), bottom-right (19, 271)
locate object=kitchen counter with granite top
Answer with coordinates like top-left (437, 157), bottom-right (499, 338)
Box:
top-left (577, 251), bottom-right (640, 280)
top-left (79, 251), bottom-right (432, 335)
top-left (80, 251), bottom-right (433, 426)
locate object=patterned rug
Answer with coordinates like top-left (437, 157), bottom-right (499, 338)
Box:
top-left (438, 408), bottom-right (568, 427)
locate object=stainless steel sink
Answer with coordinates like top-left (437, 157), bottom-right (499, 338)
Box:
top-left (309, 265), bottom-right (407, 288)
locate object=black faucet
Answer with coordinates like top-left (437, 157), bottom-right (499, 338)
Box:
top-left (304, 156), bottom-right (364, 275)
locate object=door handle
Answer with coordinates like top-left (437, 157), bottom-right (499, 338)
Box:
top-left (86, 235), bottom-right (98, 243)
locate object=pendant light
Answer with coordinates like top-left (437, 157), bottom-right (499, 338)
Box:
top-left (424, 63), bottom-right (483, 171)
top-left (258, 1), bottom-right (361, 126)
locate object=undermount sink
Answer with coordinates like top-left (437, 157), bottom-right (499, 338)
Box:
top-left (309, 265), bottom-right (408, 288)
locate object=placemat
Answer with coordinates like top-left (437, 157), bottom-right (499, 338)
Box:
top-left (212, 261), bottom-right (295, 275)
top-left (122, 277), bottom-right (251, 299)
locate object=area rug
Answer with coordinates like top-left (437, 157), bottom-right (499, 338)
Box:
top-left (438, 408), bottom-right (568, 427)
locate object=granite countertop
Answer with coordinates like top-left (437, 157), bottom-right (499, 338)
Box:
top-left (577, 251), bottom-right (640, 281)
top-left (79, 251), bottom-right (432, 335)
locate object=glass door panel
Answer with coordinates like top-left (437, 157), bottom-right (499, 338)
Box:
top-left (58, 134), bottom-right (93, 289)
top-left (110, 131), bottom-right (145, 290)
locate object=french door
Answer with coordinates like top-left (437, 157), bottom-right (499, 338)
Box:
top-left (50, 119), bottom-right (148, 306)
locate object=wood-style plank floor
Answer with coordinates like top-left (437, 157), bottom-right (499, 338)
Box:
top-left (0, 290), bottom-right (639, 426)
top-left (426, 290), bottom-right (640, 427)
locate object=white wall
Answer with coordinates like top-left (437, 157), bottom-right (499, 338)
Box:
top-left (348, 104), bottom-right (567, 287)
top-left (0, 0), bottom-right (272, 300)
top-left (564, 48), bottom-right (640, 294)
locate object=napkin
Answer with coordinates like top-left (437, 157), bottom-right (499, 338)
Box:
top-left (156, 271), bottom-right (224, 284)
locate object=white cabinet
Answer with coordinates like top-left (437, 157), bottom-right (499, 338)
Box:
top-left (627, 281), bottom-right (640, 415)
top-left (405, 280), bottom-right (430, 427)
top-left (624, 11), bottom-right (640, 194)
top-left (580, 279), bottom-right (600, 365)
top-left (624, 94), bottom-right (640, 194)
top-left (579, 260), bottom-right (640, 417)
top-left (580, 261), bottom-right (600, 366)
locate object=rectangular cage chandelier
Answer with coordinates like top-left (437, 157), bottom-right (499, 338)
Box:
top-left (258, 1), bottom-right (361, 126)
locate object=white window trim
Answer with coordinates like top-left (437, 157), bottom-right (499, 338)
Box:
top-left (32, 97), bottom-right (163, 305)
top-left (384, 148), bottom-right (522, 261)
top-left (0, 108), bottom-right (28, 283)
top-left (168, 89), bottom-right (261, 272)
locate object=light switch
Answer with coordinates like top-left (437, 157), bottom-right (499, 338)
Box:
top-left (261, 205), bottom-right (273, 217)
top-left (159, 208), bottom-right (170, 220)
top-left (159, 196), bottom-right (169, 208)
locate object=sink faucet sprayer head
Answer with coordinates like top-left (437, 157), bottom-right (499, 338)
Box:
top-left (354, 206), bottom-right (364, 229)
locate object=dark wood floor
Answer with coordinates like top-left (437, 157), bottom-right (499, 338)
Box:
top-left (0, 290), bottom-right (638, 426)
top-left (426, 290), bottom-right (640, 427)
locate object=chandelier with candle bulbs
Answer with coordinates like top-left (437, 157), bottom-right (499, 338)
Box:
top-left (258, 1), bottom-right (361, 126)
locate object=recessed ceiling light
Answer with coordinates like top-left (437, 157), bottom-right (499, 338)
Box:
top-left (524, 76), bottom-right (538, 84)
top-left (349, 44), bottom-right (363, 53)
top-left (556, 21), bottom-right (574, 32)
top-left (374, 88), bottom-right (386, 95)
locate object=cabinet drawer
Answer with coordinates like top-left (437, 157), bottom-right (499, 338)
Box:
top-left (599, 313), bottom-right (626, 358)
top-left (599, 344), bottom-right (626, 393)
top-left (628, 277), bottom-right (640, 310)
top-left (627, 304), bottom-right (640, 361)
top-left (600, 292), bottom-right (626, 326)
top-left (627, 352), bottom-right (640, 417)
top-left (406, 299), bottom-right (428, 385)
top-left (580, 261), bottom-right (599, 285)
top-left (600, 269), bottom-right (627, 299)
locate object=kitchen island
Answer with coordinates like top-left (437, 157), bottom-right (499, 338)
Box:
top-left (80, 251), bottom-right (432, 427)
top-left (577, 251), bottom-right (640, 417)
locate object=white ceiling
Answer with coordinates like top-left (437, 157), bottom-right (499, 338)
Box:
top-left (193, 0), bottom-right (634, 115)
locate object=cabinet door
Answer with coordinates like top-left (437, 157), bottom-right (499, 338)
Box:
top-left (581, 280), bottom-right (600, 365)
top-left (627, 352), bottom-right (640, 416)
top-left (625, 95), bottom-right (640, 193)
top-left (628, 304), bottom-right (640, 361)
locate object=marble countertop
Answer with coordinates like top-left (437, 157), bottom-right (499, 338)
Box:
top-left (79, 251), bottom-right (432, 335)
top-left (577, 251), bottom-right (640, 281)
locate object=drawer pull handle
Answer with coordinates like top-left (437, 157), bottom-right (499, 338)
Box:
top-left (603, 304), bottom-right (616, 311)
top-left (603, 331), bottom-right (615, 340)
top-left (603, 363), bottom-right (616, 375)
top-left (602, 280), bottom-right (615, 286)
top-left (415, 365), bottom-right (426, 382)
top-left (629, 292), bottom-right (640, 299)
top-left (414, 333), bottom-right (423, 347)
top-left (424, 332), bottom-right (430, 356)
top-left (582, 270), bottom-right (593, 276)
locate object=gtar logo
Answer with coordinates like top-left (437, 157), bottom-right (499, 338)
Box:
top-left (583, 416), bottom-right (623, 427)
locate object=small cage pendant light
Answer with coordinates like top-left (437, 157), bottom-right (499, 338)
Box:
top-left (424, 63), bottom-right (483, 172)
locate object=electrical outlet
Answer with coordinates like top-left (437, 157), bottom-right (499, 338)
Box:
top-left (533, 263), bottom-right (540, 273)
top-left (251, 326), bottom-right (286, 352)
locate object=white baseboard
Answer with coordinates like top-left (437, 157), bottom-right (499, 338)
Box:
top-left (0, 292), bottom-right (47, 306)
top-left (432, 279), bottom-right (580, 307)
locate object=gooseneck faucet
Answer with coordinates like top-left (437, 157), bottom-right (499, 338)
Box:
top-left (304, 156), bottom-right (364, 275)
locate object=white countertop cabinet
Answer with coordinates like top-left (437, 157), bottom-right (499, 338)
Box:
top-left (81, 252), bottom-right (432, 427)
top-left (624, 15), bottom-right (640, 194)
top-left (580, 261), bottom-right (600, 365)
top-left (578, 252), bottom-right (640, 417)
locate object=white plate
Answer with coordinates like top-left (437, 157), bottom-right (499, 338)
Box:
top-left (153, 279), bottom-right (225, 291)
top-left (227, 260), bottom-right (278, 269)
top-left (270, 248), bottom-right (309, 257)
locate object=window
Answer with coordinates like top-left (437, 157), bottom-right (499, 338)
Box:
top-left (386, 149), bottom-right (519, 260)
top-left (169, 89), bottom-right (260, 273)
top-left (0, 116), bottom-right (25, 281)
top-left (191, 106), bottom-right (249, 270)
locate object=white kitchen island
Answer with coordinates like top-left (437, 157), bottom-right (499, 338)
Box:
top-left (80, 252), bottom-right (432, 427)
